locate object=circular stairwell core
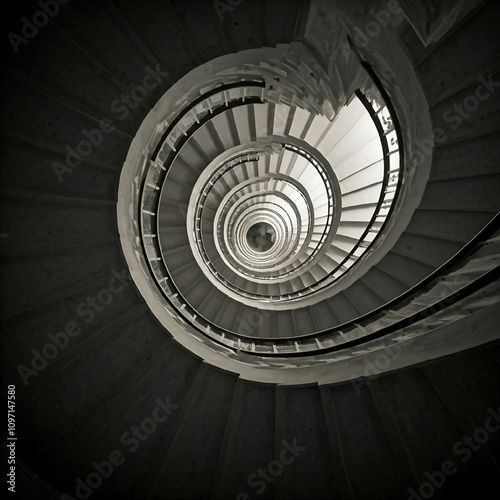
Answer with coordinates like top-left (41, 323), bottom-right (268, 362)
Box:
top-left (246, 223), bottom-right (276, 252)
top-left (116, 43), bottom-right (435, 382)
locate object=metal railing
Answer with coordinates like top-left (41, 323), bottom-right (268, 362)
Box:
top-left (138, 70), bottom-right (407, 355)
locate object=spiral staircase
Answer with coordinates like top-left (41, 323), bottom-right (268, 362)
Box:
top-left (1, 0), bottom-right (499, 499)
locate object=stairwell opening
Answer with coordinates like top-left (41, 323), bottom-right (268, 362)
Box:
top-left (246, 223), bottom-right (276, 253)
top-left (116, 41), bottom-right (436, 382)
